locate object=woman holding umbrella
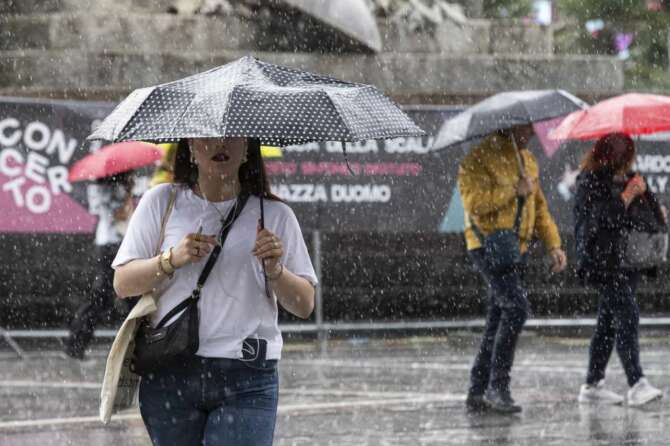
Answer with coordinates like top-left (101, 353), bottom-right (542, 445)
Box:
top-left (574, 133), bottom-right (664, 407)
top-left (94, 56), bottom-right (424, 430)
top-left (112, 137), bottom-right (316, 445)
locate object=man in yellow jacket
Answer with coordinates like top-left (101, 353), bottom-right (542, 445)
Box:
top-left (459, 124), bottom-right (567, 414)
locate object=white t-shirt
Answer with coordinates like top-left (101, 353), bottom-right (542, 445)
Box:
top-left (112, 183), bottom-right (317, 360)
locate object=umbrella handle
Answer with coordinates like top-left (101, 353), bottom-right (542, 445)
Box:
top-left (257, 142), bottom-right (271, 299)
top-left (510, 134), bottom-right (526, 177)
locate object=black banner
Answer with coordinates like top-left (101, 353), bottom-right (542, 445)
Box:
top-left (2, 97), bottom-right (668, 235)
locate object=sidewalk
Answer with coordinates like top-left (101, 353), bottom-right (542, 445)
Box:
top-left (1, 332), bottom-right (668, 445)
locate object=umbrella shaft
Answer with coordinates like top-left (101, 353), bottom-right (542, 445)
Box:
top-left (510, 134), bottom-right (525, 177)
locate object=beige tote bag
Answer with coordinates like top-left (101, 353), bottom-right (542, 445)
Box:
top-left (99, 186), bottom-right (177, 424)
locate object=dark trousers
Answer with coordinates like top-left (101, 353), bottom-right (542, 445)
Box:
top-left (66, 243), bottom-right (125, 356)
top-left (586, 271), bottom-right (644, 387)
top-left (468, 249), bottom-right (529, 395)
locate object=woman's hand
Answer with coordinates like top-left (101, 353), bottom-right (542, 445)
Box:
top-left (253, 225), bottom-right (283, 276)
top-left (622, 174), bottom-right (647, 208)
top-left (171, 233), bottom-right (218, 268)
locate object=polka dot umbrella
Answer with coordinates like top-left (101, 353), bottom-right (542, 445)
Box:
top-left (87, 55), bottom-right (424, 294)
top-left (88, 55), bottom-right (423, 146)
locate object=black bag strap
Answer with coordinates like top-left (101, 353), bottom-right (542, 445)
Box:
top-left (154, 192), bottom-right (250, 329)
top-left (194, 192), bottom-right (250, 294)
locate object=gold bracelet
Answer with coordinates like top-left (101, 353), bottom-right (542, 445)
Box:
top-left (265, 263), bottom-right (283, 281)
top-left (158, 248), bottom-right (175, 279)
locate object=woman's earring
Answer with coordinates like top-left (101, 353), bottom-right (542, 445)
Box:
top-left (190, 152), bottom-right (197, 165)
top-left (241, 148), bottom-right (248, 164)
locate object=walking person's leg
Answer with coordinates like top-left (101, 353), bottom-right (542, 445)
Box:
top-left (201, 358), bottom-right (279, 446)
top-left (612, 272), bottom-right (643, 386)
top-left (585, 298), bottom-right (616, 385)
top-left (65, 244), bottom-right (119, 359)
top-left (611, 272), bottom-right (664, 406)
top-left (466, 249), bottom-right (501, 411)
top-left (578, 284), bottom-right (622, 404)
top-left (467, 289), bottom-right (501, 410)
top-left (139, 359), bottom-right (208, 445)
top-left (486, 264), bottom-right (528, 413)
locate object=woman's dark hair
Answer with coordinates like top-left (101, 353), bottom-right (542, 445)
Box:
top-left (173, 138), bottom-right (280, 200)
top-left (581, 132), bottom-right (636, 173)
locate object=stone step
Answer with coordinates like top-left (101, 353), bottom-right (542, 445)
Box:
top-left (0, 13), bottom-right (257, 53)
top-left (0, 50), bottom-right (624, 101)
top-left (0, 0), bottom-right (173, 15)
top-left (0, 13), bottom-right (554, 56)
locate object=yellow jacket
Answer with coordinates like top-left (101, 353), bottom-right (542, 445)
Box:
top-left (458, 134), bottom-right (561, 253)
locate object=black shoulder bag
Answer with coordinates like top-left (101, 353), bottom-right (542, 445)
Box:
top-left (131, 193), bottom-right (250, 376)
top-left (624, 187), bottom-right (669, 269)
top-left (470, 196), bottom-right (525, 274)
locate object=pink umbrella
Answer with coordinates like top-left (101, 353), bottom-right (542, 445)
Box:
top-left (549, 93), bottom-right (670, 141)
top-left (68, 141), bottom-right (162, 182)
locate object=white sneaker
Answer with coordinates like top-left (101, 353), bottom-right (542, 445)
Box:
top-left (578, 380), bottom-right (624, 405)
top-left (627, 378), bottom-right (663, 407)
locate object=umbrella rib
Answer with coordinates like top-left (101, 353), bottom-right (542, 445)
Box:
top-left (112, 87), bottom-right (159, 141)
top-left (165, 92), bottom-right (211, 141)
top-left (321, 90), bottom-right (355, 141)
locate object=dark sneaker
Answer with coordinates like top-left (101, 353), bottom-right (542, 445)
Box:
top-left (465, 393), bottom-right (491, 413)
top-left (485, 388), bottom-right (522, 414)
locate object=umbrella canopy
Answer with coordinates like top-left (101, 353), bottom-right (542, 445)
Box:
top-left (431, 90), bottom-right (588, 151)
top-left (88, 56), bottom-right (423, 146)
top-left (69, 141), bottom-right (162, 183)
top-left (549, 93), bottom-right (670, 141)
top-left (275, 0), bottom-right (382, 52)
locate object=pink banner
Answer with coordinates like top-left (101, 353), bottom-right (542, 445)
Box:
top-left (0, 172), bottom-right (96, 233)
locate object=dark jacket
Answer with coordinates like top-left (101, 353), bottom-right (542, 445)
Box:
top-left (574, 168), bottom-right (665, 284)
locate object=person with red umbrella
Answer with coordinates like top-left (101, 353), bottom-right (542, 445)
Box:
top-left (63, 141), bottom-right (162, 359)
top-left (550, 94), bottom-right (669, 406)
top-left (574, 133), bottom-right (665, 407)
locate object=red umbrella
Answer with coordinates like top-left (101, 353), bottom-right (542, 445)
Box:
top-left (69, 141), bottom-right (162, 182)
top-left (549, 93), bottom-right (670, 140)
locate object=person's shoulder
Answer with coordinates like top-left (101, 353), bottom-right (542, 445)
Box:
top-left (460, 141), bottom-right (489, 167)
top-left (263, 198), bottom-right (295, 219)
top-left (138, 183), bottom-right (183, 212)
top-left (577, 169), bottom-right (604, 184)
top-left (144, 183), bottom-right (181, 200)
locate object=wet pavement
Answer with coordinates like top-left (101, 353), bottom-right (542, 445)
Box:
top-left (0, 330), bottom-right (669, 445)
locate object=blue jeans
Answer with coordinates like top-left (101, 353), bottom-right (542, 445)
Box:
top-left (586, 271), bottom-right (644, 387)
top-left (139, 356), bottom-right (278, 446)
top-left (468, 248), bottom-right (529, 396)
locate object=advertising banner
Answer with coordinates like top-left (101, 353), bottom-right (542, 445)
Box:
top-left (0, 97), bottom-right (114, 233)
top-left (1, 97), bottom-right (668, 235)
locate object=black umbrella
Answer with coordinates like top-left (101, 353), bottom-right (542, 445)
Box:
top-left (88, 55), bottom-right (424, 294)
top-left (431, 89), bottom-right (587, 151)
top-left (88, 55), bottom-right (421, 145)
